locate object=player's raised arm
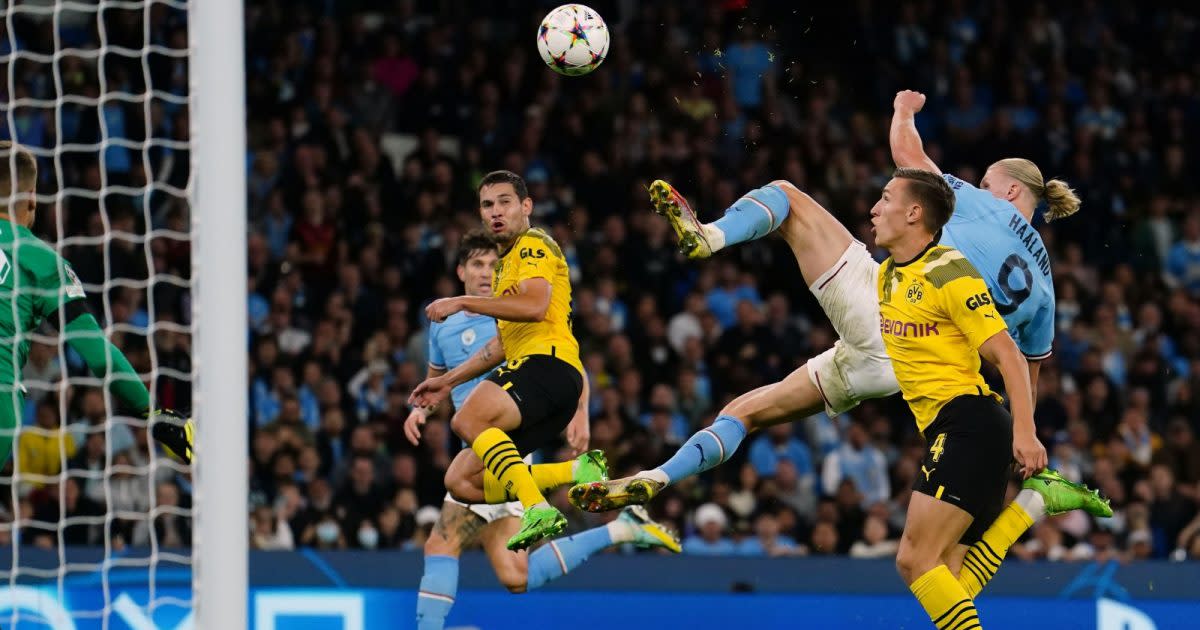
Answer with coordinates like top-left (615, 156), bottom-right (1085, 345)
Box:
top-left (890, 90), bottom-right (942, 175)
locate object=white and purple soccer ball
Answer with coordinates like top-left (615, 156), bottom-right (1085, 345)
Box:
top-left (536, 4), bottom-right (610, 77)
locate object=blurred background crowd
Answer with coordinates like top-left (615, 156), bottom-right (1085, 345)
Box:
top-left (2, 0), bottom-right (1200, 563)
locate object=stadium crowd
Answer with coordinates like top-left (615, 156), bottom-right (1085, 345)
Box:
top-left (4, 0), bottom-right (1200, 564)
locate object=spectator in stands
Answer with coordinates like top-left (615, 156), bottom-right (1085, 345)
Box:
top-left (849, 515), bottom-right (899, 559)
top-left (809, 521), bottom-right (840, 556)
top-left (682, 503), bottom-right (736, 555)
top-left (1166, 214), bottom-right (1200, 294)
top-left (738, 510), bottom-right (805, 557)
top-left (18, 401), bottom-right (77, 490)
top-left (821, 419), bottom-right (889, 508)
top-left (749, 423), bottom-right (814, 480)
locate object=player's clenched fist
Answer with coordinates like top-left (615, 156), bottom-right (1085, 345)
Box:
top-left (894, 89), bottom-right (926, 113)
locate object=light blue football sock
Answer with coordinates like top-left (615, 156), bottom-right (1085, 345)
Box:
top-left (655, 415), bottom-right (748, 484)
top-left (711, 184), bottom-right (791, 246)
top-left (416, 555), bottom-right (458, 630)
top-left (527, 524), bottom-right (616, 590)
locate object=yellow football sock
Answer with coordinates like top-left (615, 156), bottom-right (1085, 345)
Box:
top-left (958, 502), bottom-right (1034, 598)
top-left (483, 460), bottom-right (576, 503)
top-left (530, 460), bottom-right (575, 490)
top-left (911, 565), bottom-right (982, 630)
top-left (473, 428), bottom-right (544, 508)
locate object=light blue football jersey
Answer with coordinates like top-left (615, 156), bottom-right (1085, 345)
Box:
top-left (940, 173), bottom-right (1055, 360)
top-left (428, 311), bottom-right (499, 409)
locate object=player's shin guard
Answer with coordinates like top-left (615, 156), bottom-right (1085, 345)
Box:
top-left (655, 415), bottom-right (747, 484)
top-left (416, 555), bottom-right (458, 630)
top-left (526, 525), bottom-right (616, 590)
top-left (483, 461), bottom-right (575, 503)
top-left (911, 565), bottom-right (981, 630)
top-left (473, 428), bottom-right (544, 507)
top-left (958, 501), bottom-right (1034, 598)
top-left (711, 183), bottom-right (791, 247)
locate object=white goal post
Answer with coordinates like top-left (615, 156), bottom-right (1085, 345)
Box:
top-left (189, 0), bottom-right (247, 627)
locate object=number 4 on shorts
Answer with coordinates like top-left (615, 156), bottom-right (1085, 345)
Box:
top-left (929, 433), bottom-right (946, 463)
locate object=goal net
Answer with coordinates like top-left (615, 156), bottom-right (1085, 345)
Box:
top-left (0, 0), bottom-right (246, 627)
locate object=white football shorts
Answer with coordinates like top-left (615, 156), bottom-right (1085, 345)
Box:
top-left (805, 240), bottom-right (900, 414)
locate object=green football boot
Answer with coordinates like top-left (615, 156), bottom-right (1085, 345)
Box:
top-left (506, 505), bottom-right (567, 551)
top-left (1022, 468), bottom-right (1113, 518)
top-left (573, 450), bottom-right (609, 484)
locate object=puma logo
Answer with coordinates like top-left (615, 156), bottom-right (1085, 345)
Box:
top-left (694, 443), bottom-right (706, 464)
top-left (921, 465), bottom-right (935, 481)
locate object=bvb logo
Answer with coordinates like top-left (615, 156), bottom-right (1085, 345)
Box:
top-left (906, 282), bottom-right (924, 304)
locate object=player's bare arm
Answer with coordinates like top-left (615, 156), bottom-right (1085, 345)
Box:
top-left (1027, 361), bottom-right (1042, 411)
top-left (564, 373), bottom-right (591, 456)
top-left (427, 277), bottom-right (551, 324)
top-left (410, 337), bottom-right (505, 408)
top-left (977, 331), bottom-right (1047, 478)
top-left (405, 365), bottom-right (448, 446)
top-left (889, 90), bottom-right (942, 175)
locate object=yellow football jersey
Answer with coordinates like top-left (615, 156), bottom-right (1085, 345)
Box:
top-left (492, 227), bottom-right (583, 375)
top-left (877, 244), bottom-right (1009, 433)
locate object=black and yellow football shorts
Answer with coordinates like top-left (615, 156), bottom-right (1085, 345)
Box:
top-left (913, 394), bottom-right (1014, 545)
top-left (485, 353), bottom-right (583, 455)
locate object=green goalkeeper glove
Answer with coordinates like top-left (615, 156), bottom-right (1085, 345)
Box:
top-left (149, 409), bottom-right (194, 464)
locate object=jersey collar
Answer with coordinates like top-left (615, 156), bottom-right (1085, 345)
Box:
top-left (894, 229), bottom-right (942, 268)
top-left (498, 227), bottom-right (533, 257)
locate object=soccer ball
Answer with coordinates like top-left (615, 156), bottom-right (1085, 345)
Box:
top-left (536, 4), bottom-right (610, 77)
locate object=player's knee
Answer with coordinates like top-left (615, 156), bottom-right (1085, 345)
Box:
top-left (449, 412), bottom-right (473, 440)
top-left (443, 471), bottom-right (471, 503)
top-left (424, 532), bottom-right (458, 557)
top-left (894, 538), bottom-right (935, 585)
top-left (498, 567), bottom-right (528, 594)
top-left (894, 545), bottom-right (917, 584)
top-left (719, 398), bottom-right (758, 430)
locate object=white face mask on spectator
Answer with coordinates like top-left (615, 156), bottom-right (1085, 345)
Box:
top-left (316, 521), bottom-right (339, 544)
top-left (358, 526), bottom-right (379, 550)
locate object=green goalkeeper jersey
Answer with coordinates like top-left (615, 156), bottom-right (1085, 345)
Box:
top-left (0, 220), bottom-right (149, 411)
top-left (0, 221), bottom-right (87, 386)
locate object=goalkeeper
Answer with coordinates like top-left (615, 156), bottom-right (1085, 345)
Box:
top-left (0, 142), bottom-right (192, 465)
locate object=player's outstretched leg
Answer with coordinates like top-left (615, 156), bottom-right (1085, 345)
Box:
top-left (648, 179), bottom-right (791, 259)
top-left (527, 506), bottom-right (681, 589)
top-left (571, 414), bottom-right (745, 512)
top-left (571, 365), bottom-right (825, 512)
top-left (955, 469), bottom-right (1111, 598)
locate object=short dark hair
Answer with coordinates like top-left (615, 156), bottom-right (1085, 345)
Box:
top-left (478, 169), bottom-right (529, 200)
top-left (893, 168), bottom-right (955, 233)
top-left (457, 229), bottom-right (498, 266)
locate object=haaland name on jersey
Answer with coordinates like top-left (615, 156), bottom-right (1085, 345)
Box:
top-left (1006, 213), bottom-right (1051, 277)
